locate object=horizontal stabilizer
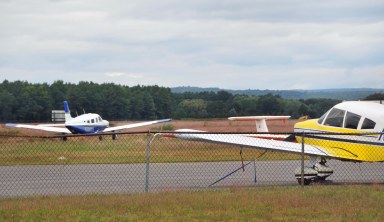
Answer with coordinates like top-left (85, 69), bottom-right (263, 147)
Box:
top-left (228, 116), bottom-right (291, 121)
top-left (228, 116), bottom-right (290, 133)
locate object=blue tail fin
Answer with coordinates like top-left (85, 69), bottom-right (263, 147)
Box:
top-left (63, 101), bottom-right (72, 122)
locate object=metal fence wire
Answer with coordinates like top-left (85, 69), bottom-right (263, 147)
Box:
top-left (0, 131), bottom-right (383, 197)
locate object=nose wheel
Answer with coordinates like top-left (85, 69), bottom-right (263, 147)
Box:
top-left (294, 158), bottom-right (333, 185)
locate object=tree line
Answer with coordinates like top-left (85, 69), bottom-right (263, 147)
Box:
top-left (3, 80), bottom-right (379, 122)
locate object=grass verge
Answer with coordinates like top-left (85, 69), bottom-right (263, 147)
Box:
top-left (0, 185), bottom-right (383, 221)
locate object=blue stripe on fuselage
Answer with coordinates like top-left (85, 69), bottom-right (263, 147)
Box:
top-left (66, 125), bottom-right (108, 134)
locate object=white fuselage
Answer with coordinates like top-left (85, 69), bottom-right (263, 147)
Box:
top-left (65, 113), bottom-right (109, 134)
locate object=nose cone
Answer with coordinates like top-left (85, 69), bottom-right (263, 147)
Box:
top-left (104, 120), bottom-right (109, 127)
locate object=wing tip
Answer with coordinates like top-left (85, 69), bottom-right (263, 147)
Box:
top-left (158, 118), bottom-right (172, 123)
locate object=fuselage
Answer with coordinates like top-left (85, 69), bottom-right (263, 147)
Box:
top-left (294, 101), bottom-right (384, 162)
top-left (65, 113), bottom-right (109, 134)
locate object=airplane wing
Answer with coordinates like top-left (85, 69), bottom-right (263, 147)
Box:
top-left (37, 123), bottom-right (66, 127)
top-left (167, 129), bottom-right (360, 161)
top-left (103, 118), bottom-right (172, 132)
top-left (5, 123), bottom-right (71, 134)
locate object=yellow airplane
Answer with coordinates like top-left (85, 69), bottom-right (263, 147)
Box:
top-left (168, 101), bottom-right (384, 185)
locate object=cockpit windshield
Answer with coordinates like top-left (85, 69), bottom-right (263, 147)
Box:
top-left (323, 108), bottom-right (345, 127)
top-left (319, 107), bottom-right (376, 130)
top-left (317, 111), bottom-right (329, 125)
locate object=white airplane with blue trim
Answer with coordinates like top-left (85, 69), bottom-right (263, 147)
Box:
top-left (6, 101), bottom-right (171, 139)
top-left (167, 101), bottom-right (384, 185)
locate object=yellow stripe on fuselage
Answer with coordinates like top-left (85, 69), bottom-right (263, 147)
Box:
top-left (294, 119), bottom-right (384, 162)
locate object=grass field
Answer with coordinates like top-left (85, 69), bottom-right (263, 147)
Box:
top-left (0, 119), bottom-right (302, 165)
top-left (0, 185), bottom-right (383, 221)
top-left (0, 133), bottom-right (302, 165)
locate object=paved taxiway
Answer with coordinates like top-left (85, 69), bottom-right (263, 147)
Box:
top-left (1, 160), bottom-right (383, 197)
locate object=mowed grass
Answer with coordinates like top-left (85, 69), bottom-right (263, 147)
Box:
top-left (0, 185), bottom-right (383, 221)
top-left (0, 133), bottom-right (301, 165)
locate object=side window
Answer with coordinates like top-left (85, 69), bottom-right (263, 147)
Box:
top-left (344, 112), bottom-right (361, 129)
top-left (91, 119), bottom-right (95, 123)
top-left (361, 118), bottom-right (376, 130)
top-left (324, 108), bottom-right (345, 127)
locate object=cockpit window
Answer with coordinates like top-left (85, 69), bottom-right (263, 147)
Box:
top-left (98, 117), bottom-right (102, 122)
top-left (361, 118), bottom-right (376, 130)
top-left (324, 108), bottom-right (345, 127)
top-left (317, 111), bottom-right (328, 124)
top-left (344, 112), bottom-right (361, 129)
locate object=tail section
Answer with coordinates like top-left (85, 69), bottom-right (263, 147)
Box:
top-left (255, 119), bottom-right (269, 132)
top-left (63, 101), bottom-right (72, 122)
top-left (228, 116), bottom-right (291, 132)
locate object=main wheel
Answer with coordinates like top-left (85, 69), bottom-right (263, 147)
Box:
top-left (297, 178), bottom-right (311, 185)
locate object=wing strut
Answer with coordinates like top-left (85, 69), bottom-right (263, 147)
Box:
top-left (240, 147), bottom-right (245, 172)
top-left (208, 161), bottom-right (253, 187)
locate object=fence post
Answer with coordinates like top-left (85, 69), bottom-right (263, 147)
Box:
top-left (301, 132), bottom-right (305, 188)
top-left (145, 131), bottom-right (151, 192)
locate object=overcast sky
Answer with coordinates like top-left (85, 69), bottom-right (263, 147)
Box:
top-left (1, 0), bottom-right (383, 90)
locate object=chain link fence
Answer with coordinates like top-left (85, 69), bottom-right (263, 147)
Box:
top-left (0, 131), bottom-right (383, 197)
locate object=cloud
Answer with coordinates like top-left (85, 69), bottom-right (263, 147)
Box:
top-left (0, 0), bottom-right (384, 89)
top-left (104, 72), bottom-right (144, 79)
top-left (104, 72), bottom-right (126, 77)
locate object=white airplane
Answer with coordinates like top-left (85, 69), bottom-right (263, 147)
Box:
top-left (167, 101), bottom-right (384, 185)
top-left (6, 101), bottom-right (172, 140)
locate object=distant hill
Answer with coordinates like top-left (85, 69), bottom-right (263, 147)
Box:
top-left (171, 87), bottom-right (384, 100)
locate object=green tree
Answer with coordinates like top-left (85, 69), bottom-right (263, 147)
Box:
top-left (232, 95), bottom-right (259, 115)
top-left (178, 99), bottom-right (207, 118)
top-left (364, 93), bottom-right (384, 100)
top-left (258, 94), bottom-right (284, 115)
top-left (0, 90), bottom-right (15, 121)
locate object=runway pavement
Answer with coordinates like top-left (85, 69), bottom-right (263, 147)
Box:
top-left (0, 160), bottom-right (383, 197)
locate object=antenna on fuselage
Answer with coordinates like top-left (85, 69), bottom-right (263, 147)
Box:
top-left (83, 108), bottom-right (86, 114)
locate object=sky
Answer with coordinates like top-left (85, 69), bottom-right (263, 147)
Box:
top-left (1, 0), bottom-right (384, 90)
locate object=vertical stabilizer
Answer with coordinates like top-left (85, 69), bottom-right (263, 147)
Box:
top-left (63, 101), bottom-right (72, 122)
top-left (255, 119), bottom-right (268, 132)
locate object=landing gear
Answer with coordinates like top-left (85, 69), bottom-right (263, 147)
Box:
top-left (297, 178), bottom-right (312, 186)
top-left (294, 157), bottom-right (333, 185)
top-left (98, 135), bottom-right (103, 141)
top-left (112, 133), bottom-right (117, 140)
